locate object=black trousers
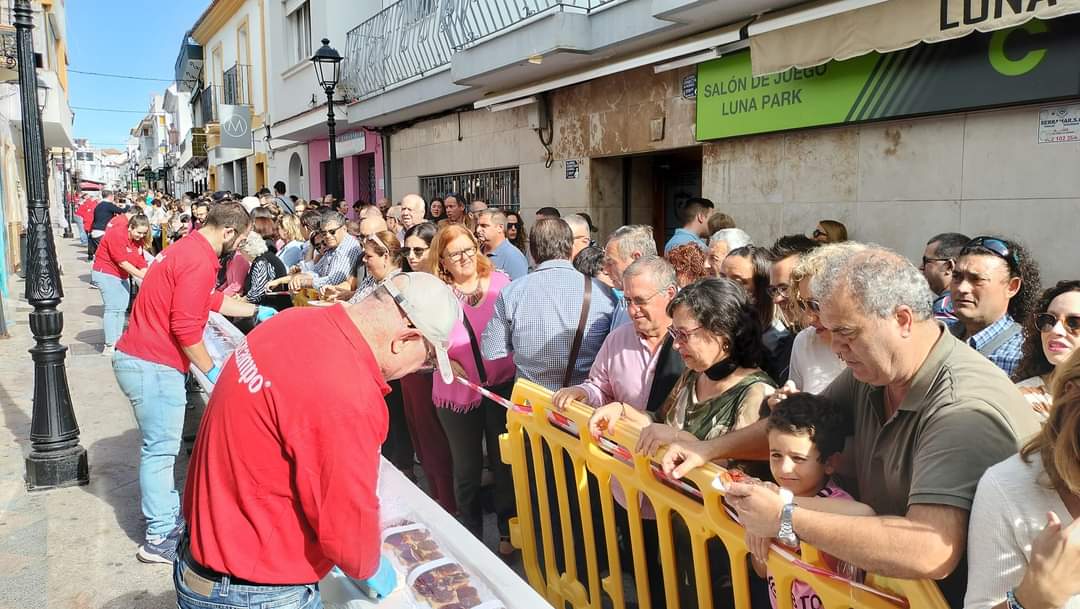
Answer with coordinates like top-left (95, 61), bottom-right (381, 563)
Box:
top-left (435, 380), bottom-right (515, 538)
top-left (382, 380), bottom-right (415, 473)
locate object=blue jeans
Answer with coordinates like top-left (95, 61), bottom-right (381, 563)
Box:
top-left (112, 350), bottom-right (187, 540)
top-left (174, 550), bottom-right (322, 609)
top-left (73, 215), bottom-right (87, 245)
top-left (91, 270), bottom-right (130, 346)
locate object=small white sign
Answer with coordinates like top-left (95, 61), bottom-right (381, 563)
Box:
top-left (1038, 104), bottom-right (1080, 144)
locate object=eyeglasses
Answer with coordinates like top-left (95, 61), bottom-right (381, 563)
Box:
top-left (381, 280), bottom-right (438, 372)
top-left (766, 284), bottom-right (790, 299)
top-left (316, 224), bottom-right (343, 237)
top-left (623, 288), bottom-right (667, 308)
top-left (962, 236), bottom-right (1019, 272)
top-left (921, 256), bottom-right (953, 268)
top-left (668, 325), bottom-right (707, 343)
top-left (795, 297), bottom-right (821, 313)
top-left (444, 246), bottom-right (477, 263)
top-left (1034, 312), bottom-right (1080, 335)
top-left (405, 246), bottom-right (429, 257)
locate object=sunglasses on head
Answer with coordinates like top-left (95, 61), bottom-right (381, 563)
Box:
top-left (812, 229), bottom-right (827, 239)
top-left (796, 297), bottom-right (821, 313)
top-left (1034, 312), bottom-right (1080, 335)
top-left (962, 236), bottom-right (1019, 272)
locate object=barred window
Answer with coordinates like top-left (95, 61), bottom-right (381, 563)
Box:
top-left (419, 167), bottom-right (519, 211)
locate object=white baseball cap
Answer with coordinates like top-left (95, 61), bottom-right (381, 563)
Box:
top-left (240, 196), bottom-right (261, 213)
top-left (382, 272), bottom-right (463, 384)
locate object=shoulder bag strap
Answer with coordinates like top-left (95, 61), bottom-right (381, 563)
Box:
top-left (460, 310), bottom-right (488, 385)
top-left (563, 275), bottom-right (593, 388)
top-left (977, 319), bottom-right (1022, 357)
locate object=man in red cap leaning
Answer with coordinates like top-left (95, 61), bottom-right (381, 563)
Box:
top-left (176, 272), bottom-right (463, 609)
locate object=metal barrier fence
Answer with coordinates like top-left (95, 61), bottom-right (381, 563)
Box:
top-left (500, 379), bottom-right (949, 609)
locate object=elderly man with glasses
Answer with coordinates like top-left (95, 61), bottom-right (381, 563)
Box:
top-left (270, 211), bottom-right (363, 293)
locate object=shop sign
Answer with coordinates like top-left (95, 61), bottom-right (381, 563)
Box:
top-left (697, 15), bottom-right (1080, 141)
top-left (219, 104), bottom-right (253, 149)
top-left (565, 159), bottom-right (580, 179)
top-left (1038, 103), bottom-right (1080, 143)
top-left (336, 130), bottom-right (367, 157)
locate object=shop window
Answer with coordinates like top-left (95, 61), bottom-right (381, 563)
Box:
top-left (420, 167), bottom-right (519, 211)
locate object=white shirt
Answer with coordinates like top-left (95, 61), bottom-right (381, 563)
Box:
top-left (788, 327), bottom-right (845, 394)
top-left (964, 453), bottom-right (1079, 609)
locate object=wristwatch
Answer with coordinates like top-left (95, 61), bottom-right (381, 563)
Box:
top-left (1005, 590), bottom-right (1026, 609)
top-left (777, 488), bottom-right (798, 548)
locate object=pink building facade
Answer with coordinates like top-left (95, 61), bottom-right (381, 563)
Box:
top-left (307, 128), bottom-right (385, 204)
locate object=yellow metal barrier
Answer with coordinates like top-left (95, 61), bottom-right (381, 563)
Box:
top-left (499, 379), bottom-right (949, 609)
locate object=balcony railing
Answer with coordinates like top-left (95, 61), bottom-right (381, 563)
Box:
top-left (223, 64), bottom-right (252, 106)
top-left (196, 85), bottom-right (218, 126)
top-left (342, 0), bottom-right (451, 99)
top-left (342, 0), bottom-right (618, 99)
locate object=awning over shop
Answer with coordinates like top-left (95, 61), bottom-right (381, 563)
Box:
top-left (749, 0), bottom-right (1080, 75)
top-left (79, 181), bottom-right (103, 191)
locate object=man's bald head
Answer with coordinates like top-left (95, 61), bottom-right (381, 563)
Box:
top-left (359, 215), bottom-right (388, 238)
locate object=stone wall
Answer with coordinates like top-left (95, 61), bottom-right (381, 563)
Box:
top-left (701, 103), bottom-right (1080, 283)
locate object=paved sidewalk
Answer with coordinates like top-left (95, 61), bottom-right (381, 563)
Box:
top-left (0, 232), bottom-right (197, 609)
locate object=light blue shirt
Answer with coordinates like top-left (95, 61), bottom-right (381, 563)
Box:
top-left (664, 227), bottom-right (706, 255)
top-left (487, 239), bottom-right (529, 280)
top-left (481, 259), bottom-right (618, 391)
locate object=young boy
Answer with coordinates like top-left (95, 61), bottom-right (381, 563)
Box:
top-left (748, 392), bottom-right (874, 609)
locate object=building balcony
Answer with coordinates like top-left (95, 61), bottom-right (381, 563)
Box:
top-left (179, 127), bottom-right (207, 168)
top-left (2, 68), bottom-right (75, 151)
top-left (193, 85), bottom-right (218, 127)
top-left (174, 32), bottom-right (203, 93)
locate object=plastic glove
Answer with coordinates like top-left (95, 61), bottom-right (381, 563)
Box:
top-left (206, 365), bottom-right (221, 384)
top-left (255, 305), bottom-right (277, 322)
top-left (356, 555), bottom-right (397, 599)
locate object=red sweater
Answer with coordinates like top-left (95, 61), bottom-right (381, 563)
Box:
top-left (91, 223), bottom-right (146, 279)
top-left (116, 231), bottom-right (225, 372)
top-left (183, 304), bottom-right (389, 584)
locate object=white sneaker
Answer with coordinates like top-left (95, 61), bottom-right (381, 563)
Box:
top-left (102, 345), bottom-right (115, 357)
top-left (89, 283), bottom-right (99, 290)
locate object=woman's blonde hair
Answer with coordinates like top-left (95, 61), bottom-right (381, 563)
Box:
top-left (278, 214), bottom-right (304, 242)
top-left (1021, 347), bottom-right (1080, 495)
top-left (426, 223), bottom-right (492, 282)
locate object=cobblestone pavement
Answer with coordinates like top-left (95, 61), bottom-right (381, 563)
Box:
top-left (0, 232), bottom-right (198, 609)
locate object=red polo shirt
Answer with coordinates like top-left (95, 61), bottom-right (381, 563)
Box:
top-left (91, 222), bottom-right (146, 280)
top-left (116, 231), bottom-right (225, 372)
top-left (105, 213), bottom-right (128, 232)
top-left (76, 199), bottom-right (97, 227)
top-left (183, 304), bottom-right (389, 584)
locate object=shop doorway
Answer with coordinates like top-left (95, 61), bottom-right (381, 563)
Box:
top-left (594, 146), bottom-right (702, 252)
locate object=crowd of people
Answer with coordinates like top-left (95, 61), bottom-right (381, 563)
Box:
top-left (68, 184), bottom-right (1079, 609)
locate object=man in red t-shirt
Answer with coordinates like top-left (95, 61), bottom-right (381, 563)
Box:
top-left (175, 273), bottom-right (462, 609)
top-left (113, 202), bottom-right (278, 565)
top-left (77, 197), bottom-right (99, 256)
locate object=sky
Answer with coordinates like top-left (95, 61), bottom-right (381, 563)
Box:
top-left (66, 0), bottom-right (210, 151)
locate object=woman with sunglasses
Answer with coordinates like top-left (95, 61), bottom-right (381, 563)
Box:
top-left (427, 224), bottom-right (517, 555)
top-left (786, 244), bottom-right (865, 394)
top-left (588, 278), bottom-right (775, 605)
top-left (1013, 280), bottom-right (1080, 419)
top-left (964, 348), bottom-right (1080, 609)
top-left (504, 211), bottom-right (527, 254)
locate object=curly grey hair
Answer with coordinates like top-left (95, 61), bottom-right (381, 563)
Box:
top-left (607, 225), bottom-right (657, 259)
top-left (239, 234), bottom-right (268, 260)
top-left (811, 245), bottom-right (934, 320)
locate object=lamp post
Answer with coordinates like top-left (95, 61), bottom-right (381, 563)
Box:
top-left (311, 38), bottom-right (343, 200)
top-left (60, 150), bottom-right (72, 238)
top-left (14, 0), bottom-right (88, 490)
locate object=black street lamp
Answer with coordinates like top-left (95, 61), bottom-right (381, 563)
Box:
top-left (60, 150), bottom-right (72, 239)
top-left (311, 38), bottom-right (342, 200)
top-left (14, 0), bottom-right (88, 490)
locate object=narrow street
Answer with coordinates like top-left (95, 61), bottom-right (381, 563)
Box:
top-left (0, 235), bottom-right (196, 609)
